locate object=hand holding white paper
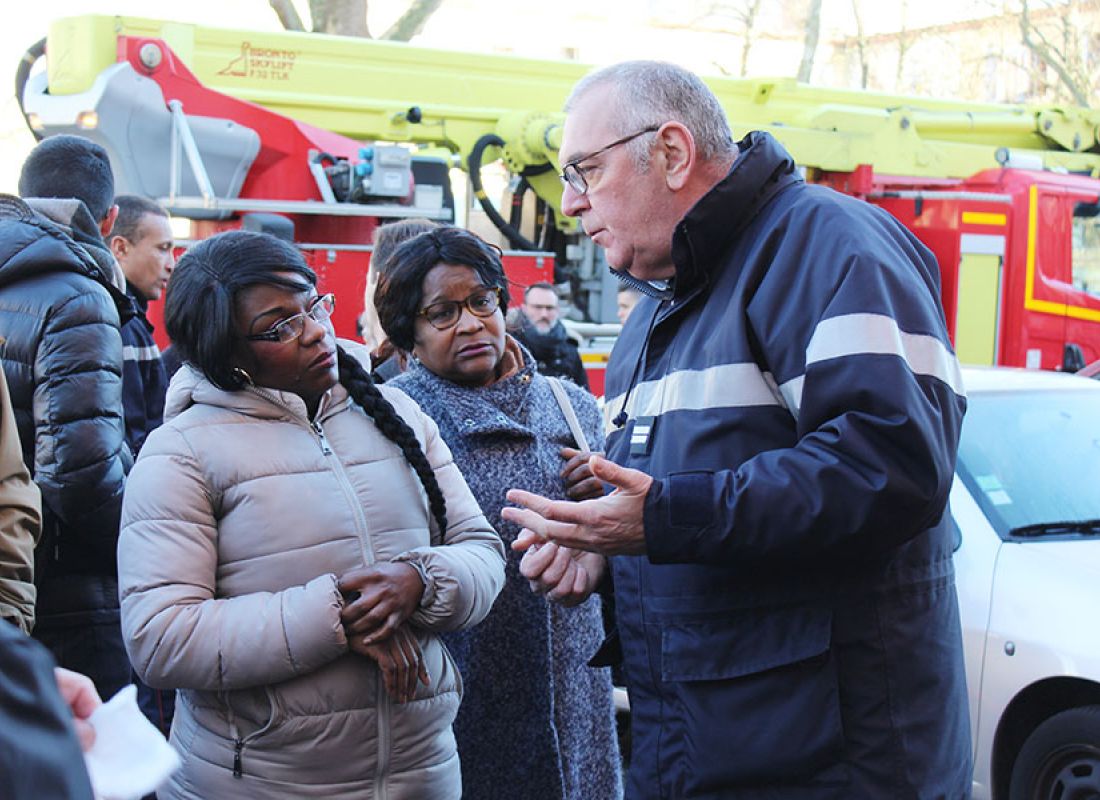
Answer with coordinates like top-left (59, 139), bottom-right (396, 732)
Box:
top-left (82, 684), bottom-right (181, 800)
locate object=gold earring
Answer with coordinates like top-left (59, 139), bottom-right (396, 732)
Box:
top-left (232, 366), bottom-right (254, 386)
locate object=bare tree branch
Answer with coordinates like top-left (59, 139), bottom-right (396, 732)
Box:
top-left (896, 0), bottom-right (911, 89)
top-left (311, 0), bottom-right (371, 37)
top-left (1019, 0), bottom-right (1090, 106)
top-left (851, 0), bottom-right (869, 88)
top-left (685, 1), bottom-right (763, 77)
top-left (796, 0), bottom-right (823, 82)
top-left (381, 0), bottom-right (444, 41)
top-left (739, 0), bottom-right (763, 77)
top-left (270, 0), bottom-right (306, 30)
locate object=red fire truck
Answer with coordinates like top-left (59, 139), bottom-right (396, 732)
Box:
top-left (18, 15), bottom-right (1100, 391)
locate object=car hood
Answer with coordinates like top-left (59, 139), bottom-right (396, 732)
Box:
top-left (1014, 538), bottom-right (1100, 573)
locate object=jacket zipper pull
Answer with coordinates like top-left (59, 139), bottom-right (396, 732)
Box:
top-left (311, 420), bottom-right (333, 455)
top-left (233, 738), bottom-right (244, 778)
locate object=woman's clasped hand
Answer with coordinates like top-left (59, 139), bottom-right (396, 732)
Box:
top-left (338, 563), bottom-right (429, 703)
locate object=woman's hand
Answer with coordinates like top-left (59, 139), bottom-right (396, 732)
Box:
top-left (561, 447), bottom-right (604, 500)
top-left (338, 562), bottom-right (425, 644)
top-left (348, 625), bottom-right (430, 703)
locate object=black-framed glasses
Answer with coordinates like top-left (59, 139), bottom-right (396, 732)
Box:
top-left (560, 125), bottom-right (661, 195)
top-left (245, 293), bottom-right (336, 344)
top-left (419, 287), bottom-right (503, 331)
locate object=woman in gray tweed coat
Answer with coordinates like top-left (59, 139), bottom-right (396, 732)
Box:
top-left (374, 226), bottom-right (621, 800)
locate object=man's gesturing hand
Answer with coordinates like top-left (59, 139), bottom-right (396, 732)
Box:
top-left (513, 540), bottom-right (607, 606)
top-left (503, 454), bottom-right (652, 556)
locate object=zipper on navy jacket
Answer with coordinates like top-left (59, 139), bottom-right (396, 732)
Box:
top-left (611, 301), bottom-right (664, 429)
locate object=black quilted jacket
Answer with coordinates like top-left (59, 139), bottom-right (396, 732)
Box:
top-left (0, 195), bottom-right (131, 582)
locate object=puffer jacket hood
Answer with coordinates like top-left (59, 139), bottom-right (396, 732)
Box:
top-left (162, 338), bottom-right (376, 424)
top-left (0, 196), bottom-right (127, 296)
top-left (0, 196), bottom-right (100, 285)
top-left (163, 363), bottom-right (325, 424)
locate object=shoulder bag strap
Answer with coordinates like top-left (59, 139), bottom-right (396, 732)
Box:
top-left (547, 377), bottom-right (591, 452)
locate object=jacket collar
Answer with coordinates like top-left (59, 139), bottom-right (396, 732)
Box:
top-left (163, 364), bottom-right (345, 425)
top-left (126, 282), bottom-right (150, 312)
top-left (397, 339), bottom-right (541, 439)
top-left (670, 131), bottom-right (801, 295)
top-left (0, 195), bottom-right (135, 322)
top-left (126, 282), bottom-right (153, 332)
top-left (516, 316), bottom-right (579, 360)
top-left (23, 197), bottom-right (129, 295)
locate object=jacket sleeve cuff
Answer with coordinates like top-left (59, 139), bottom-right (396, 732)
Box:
top-left (282, 574), bottom-right (348, 672)
top-left (644, 471), bottom-right (722, 564)
top-left (392, 550), bottom-right (438, 610)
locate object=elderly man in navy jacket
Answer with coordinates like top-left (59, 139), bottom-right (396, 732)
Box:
top-left (504, 61), bottom-right (971, 799)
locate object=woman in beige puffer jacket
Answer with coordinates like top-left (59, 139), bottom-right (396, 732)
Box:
top-left (117, 231), bottom-right (505, 800)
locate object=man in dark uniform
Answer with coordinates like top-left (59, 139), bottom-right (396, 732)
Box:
top-left (504, 61), bottom-right (971, 799)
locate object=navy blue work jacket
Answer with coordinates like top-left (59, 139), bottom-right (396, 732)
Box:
top-left (604, 132), bottom-right (972, 798)
top-left (120, 286), bottom-right (168, 457)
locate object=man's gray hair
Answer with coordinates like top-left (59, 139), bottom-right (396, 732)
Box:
top-left (565, 61), bottom-right (737, 168)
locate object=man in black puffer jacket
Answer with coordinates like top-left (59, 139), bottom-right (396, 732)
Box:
top-left (0, 135), bottom-right (134, 700)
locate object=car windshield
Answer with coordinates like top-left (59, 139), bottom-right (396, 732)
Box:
top-left (957, 389), bottom-right (1100, 540)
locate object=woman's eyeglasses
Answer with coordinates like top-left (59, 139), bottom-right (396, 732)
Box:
top-left (418, 287), bottom-right (503, 331)
top-left (245, 294), bottom-right (336, 344)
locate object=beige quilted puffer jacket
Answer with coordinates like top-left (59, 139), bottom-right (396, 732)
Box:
top-left (118, 366), bottom-right (505, 800)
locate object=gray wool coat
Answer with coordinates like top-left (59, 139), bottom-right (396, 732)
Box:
top-left (390, 346), bottom-right (622, 800)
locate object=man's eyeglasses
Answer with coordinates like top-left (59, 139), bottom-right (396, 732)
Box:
top-left (245, 294), bottom-right (336, 344)
top-left (560, 125), bottom-right (660, 195)
top-left (419, 287), bottom-right (503, 331)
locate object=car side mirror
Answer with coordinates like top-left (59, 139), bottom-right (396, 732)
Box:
top-left (1061, 343), bottom-right (1087, 373)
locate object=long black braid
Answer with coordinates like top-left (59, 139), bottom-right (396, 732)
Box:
top-left (336, 346), bottom-right (448, 537)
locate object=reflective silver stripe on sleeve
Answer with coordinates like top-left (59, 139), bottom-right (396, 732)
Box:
top-left (603, 362), bottom-right (783, 436)
top-left (780, 312), bottom-right (966, 416)
top-left (777, 375), bottom-right (804, 419)
top-left (122, 344), bottom-right (162, 362)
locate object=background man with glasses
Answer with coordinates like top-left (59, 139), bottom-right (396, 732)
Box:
top-left (511, 282), bottom-right (589, 389)
top-left (504, 61), bottom-right (971, 798)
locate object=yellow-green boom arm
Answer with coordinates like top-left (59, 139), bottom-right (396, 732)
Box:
top-left (44, 14), bottom-right (1100, 205)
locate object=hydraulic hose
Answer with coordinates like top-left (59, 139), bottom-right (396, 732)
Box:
top-left (15, 38), bottom-right (46, 141)
top-left (467, 133), bottom-right (539, 251)
top-left (509, 177), bottom-right (529, 229)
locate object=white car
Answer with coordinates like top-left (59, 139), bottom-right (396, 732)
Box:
top-left (1079, 359), bottom-right (1100, 380)
top-left (955, 367), bottom-right (1100, 798)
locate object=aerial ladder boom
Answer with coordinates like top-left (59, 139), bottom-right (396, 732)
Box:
top-left (18, 14), bottom-right (1100, 374)
top-left (30, 15), bottom-right (582, 234)
top-left (30, 14), bottom-right (1100, 220)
